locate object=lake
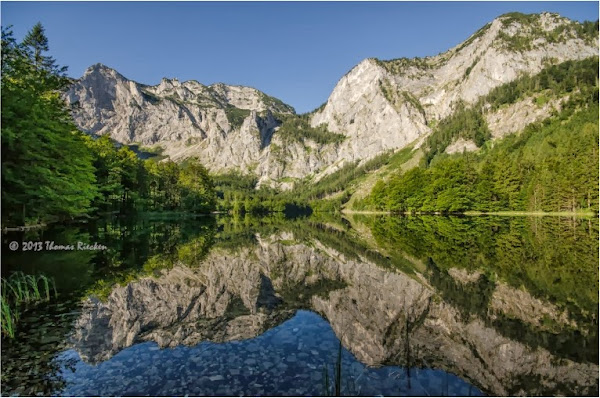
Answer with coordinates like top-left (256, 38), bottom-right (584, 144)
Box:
top-left (1, 214), bottom-right (598, 396)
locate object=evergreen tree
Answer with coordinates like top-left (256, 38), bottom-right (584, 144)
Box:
top-left (1, 25), bottom-right (97, 226)
top-left (22, 23), bottom-right (48, 68)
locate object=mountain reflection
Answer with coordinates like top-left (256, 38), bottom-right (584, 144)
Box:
top-left (71, 215), bottom-right (599, 397)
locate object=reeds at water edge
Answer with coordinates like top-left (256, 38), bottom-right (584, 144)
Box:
top-left (1, 272), bottom-right (56, 338)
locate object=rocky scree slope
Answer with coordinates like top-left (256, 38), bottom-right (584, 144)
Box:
top-left (67, 12), bottom-right (598, 188)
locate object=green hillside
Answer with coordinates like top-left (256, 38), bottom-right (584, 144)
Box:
top-left (351, 57), bottom-right (599, 214)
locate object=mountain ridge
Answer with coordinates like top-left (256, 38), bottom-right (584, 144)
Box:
top-left (66, 12), bottom-right (599, 189)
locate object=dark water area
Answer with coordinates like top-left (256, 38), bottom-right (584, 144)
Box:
top-left (1, 214), bottom-right (598, 396)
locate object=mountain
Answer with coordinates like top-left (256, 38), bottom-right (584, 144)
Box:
top-left (66, 12), bottom-right (598, 188)
top-left (66, 64), bottom-right (294, 174)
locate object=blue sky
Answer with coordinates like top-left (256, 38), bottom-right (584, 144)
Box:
top-left (2, 1), bottom-right (598, 113)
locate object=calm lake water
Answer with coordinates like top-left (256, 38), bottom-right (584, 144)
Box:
top-left (1, 214), bottom-right (598, 396)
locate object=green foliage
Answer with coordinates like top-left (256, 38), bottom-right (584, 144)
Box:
top-left (144, 157), bottom-right (216, 213)
top-left (1, 297), bottom-right (14, 338)
top-left (496, 30), bottom-right (536, 52)
top-left (1, 25), bottom-right (98, 227)
top-left (499, 12), bottom-right (540, 26)
top-left (313, 101), bottom-right (328, 113)
top-left (294, 149), bottom-right (405, 206)
top-left (140, 89), bottom-right (161, 104)
top-left (213, 171), bottom-right (258, 192)
top-left (574, 19), bottom-right (600, 45)
top-left (224, 106), bottom-right (251, 130)
top-left (275, 114), bottom-right (346, 145)
top-left (1, 272), bottom-right (56, 338)
top-left (81, 136), bottom-right (217, 214)
top-left (211, 149), bottom-right (401, 216)
top-left (212, 171), bottom-right (310, 216)
top-left (425, 102), bottom-right (490, 162)
top-left (374, 56), bottom-right (433, 75)
top-left (85, 136), bottom-right (139, 212)
top-left (2, 24), bottom-right (215, 225)
top-left (378, 78), bottom-right (395, 104)
top-left (259, 92), bottom-right (294, 113)
top-left (463, 56), bottom-right (480, 78)
top-left (454, 23), bottom-right (492, 53)
top-left (2, 24), bottom-right (217, 226)
top-left (425, 57), bottom-right (598, 164)
top-left (127, 143), bottom-right (166, 160)
top-left (535, 94), bottom-right (549, 106)
top-left (378, 79), bottom-right (426, 116)
top-left (179, 159), bottom-right (216, 213)
top-left (483, 57), bottom-right (599, 113)
top-left (309, 195), bottom-right (348, 214)
top-left (401, 91), bottom-right (425, 116)
top-left (496, 13), bottom-right (599, 51)
top-left (222, 92), bottom-right (293, 131)
top-left (363, 98), bottom-right (599, 213)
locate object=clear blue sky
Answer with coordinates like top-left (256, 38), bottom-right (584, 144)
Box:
top-left (2, 1), bottom-right (598, 113)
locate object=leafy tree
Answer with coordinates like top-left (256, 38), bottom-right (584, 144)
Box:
top-left (180, 158), bottom-right (216, 213)
top-left (1, 25), bottom-right (97, 226)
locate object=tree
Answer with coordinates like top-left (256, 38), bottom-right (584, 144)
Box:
top-left (22, 23), bottom-right (48, 68)
top-left (1, 25), bottom-right (97, 226)
top-left (179, 158), bottom-right (216, 213)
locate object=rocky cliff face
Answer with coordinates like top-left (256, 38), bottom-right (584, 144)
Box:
top-left (66, 64), bottom-right (293, 174)
top-left (67, 12), bottom-right (598, 187)
top-left (311, 13), bottom-right (597, 162)
top-left (71, 231), bottom-right (598, 396)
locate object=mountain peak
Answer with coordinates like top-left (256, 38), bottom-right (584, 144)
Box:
top-left (85, 63), bottom-right (114, 74)
top-left (496, 11), bottom-right (565, 25)
top-left (491, 11), bottom-right (597, 51)
top-left (82, 63), bottom-right (128, 82)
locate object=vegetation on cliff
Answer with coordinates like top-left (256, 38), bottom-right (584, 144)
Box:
top-left (274, 113), bottom-right (346, 145)
top-left (356, 58), bottom-right (599, 214)
top-left (426, 57), bottom-right (599, 162)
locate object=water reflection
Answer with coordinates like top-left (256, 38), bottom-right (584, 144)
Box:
top-left (61, 311), bottom-right (483, 397)
top-left (1, 215), bottom-right (598, 396)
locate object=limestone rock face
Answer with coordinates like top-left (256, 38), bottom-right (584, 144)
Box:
top-left (445, 138), bottom-right (479, 154)
top-left (486, 95), bottom-right (565, 139)
top-left (66, 63), bottom-right (293, 174)
top-left (311, 13), bottom-right (597, 161)
top-left (67, 13), bottom-right (598, 187)
top-left (311, 59), bottom-right (429, 164)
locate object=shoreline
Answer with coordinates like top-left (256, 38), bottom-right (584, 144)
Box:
top-left (2, 223), bottom-right (47, 233)
top-left (463, 210), bottom-right (597, 217)
top-left (342, 209), bottom-right (597, 217)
